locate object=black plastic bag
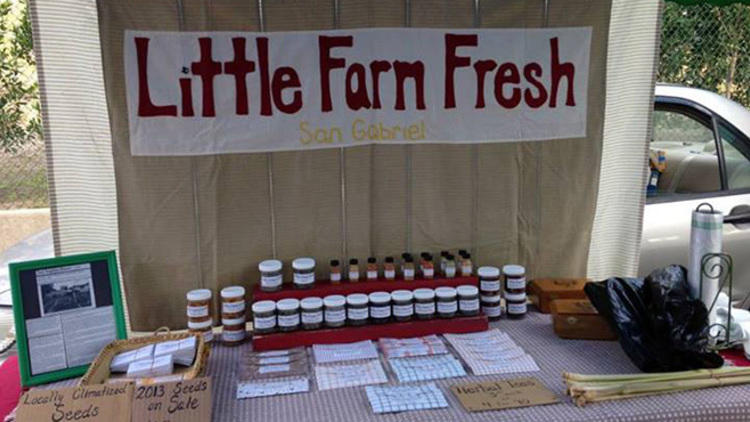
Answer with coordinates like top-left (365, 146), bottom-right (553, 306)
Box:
top-left (585, 265), bottom-right (723, 372)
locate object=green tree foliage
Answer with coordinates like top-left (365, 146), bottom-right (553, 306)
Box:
top-left (659, 2), bottom-right (750, 107)
top-left (0, 0), bottom-right (40, 153)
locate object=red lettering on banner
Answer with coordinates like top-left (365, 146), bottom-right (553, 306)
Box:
top-left (319, 36), bottom-right (353, 112)
top-left (494, 63), bottom-right (521, 108)
top-left (523, 63), bottom-right (548, 108)
top-left (549, 37), bottom-right (576, 107)
top-left (272, 67), bottom-right (303, 113)
top-left (444, 34), bottom-right (477, 109)
top-left (179, 78), bottom-right (194, 117)
top-left (224, 37), bottom-right (257, 115)
top-left (393, 61), bottom-right (425, 110)
top-left (473, 59), bottom-right (497, 108)
top-left (345, 63), bottom-right (371, 110)
top-left (369, 60), bottom-right (391, 110)
top-left (256, 37), bottom-right (273, 116)
top-left (135, 37), bottom-right (177, 117)
top-left (190, 38), bottom-right (222, 117)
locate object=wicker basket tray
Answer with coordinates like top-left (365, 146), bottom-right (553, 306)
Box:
top-left (78, 328), bottom-right (210, 386)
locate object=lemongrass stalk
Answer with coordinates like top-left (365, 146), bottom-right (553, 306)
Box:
top-left (563, 366), bottom-right (750, 384)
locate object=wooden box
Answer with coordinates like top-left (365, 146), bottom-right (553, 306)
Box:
top-left (550, 299), bottom-right (617, 341)
top-left (528, 278), bottom-right (589, 313)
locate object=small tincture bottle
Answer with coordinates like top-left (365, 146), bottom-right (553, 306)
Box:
top-left (330, 259), bottom-right (342, 284)
top-left (444, 254), bottom-right (457, 278)
top-left (421, 254), bottom-right (435, 279)
top-left (402, 255), bottom-right (415, 280)
top-left (460, 253), bottom-right (473, 277)
top-left (366, 257), bottom-right (378, 281)
top-left (383, 257), bottom-right (396, 280)
top-left (348, 258), bottom-right (360, 282)
top-left (439, 251), bottom-right (449, 276)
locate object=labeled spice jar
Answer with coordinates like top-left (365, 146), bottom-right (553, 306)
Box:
top-left (368, 291), bottom-right (392, 324)
top-left (222, 317), bottom-right (246, 345)
top-left (324, 295), bottom-right (346, 328)
top-left (366, 257), bottom-right (378, 280)
top-left (460, 253), bottom-right (473, 276)
top-left (259, 259), bottom-right (283, 292)
top-left (348, 259), bottom-right (360, 282)
top-left (435, 287), bottom-right (458, 319)
top-left (503, 264), bottom-right (527, 319)
top-left (391, 290), bottom-right (414, 322)
top-left (444, 254), bottom-right (457, 278)
top-left (346, 293), bottom-right (369, 326)
top-left (330, 259), bottom-right (342, 284)
top-left (186, 289), bottom-right (212, 323)
top-left (413, 288), bottom-right (436, 320)
top-left (402, 255), bottom-right (415, 280)
top-left (292, 257), bottom-right (316, 289)
top-left (383, 257), bottom-right (396, 280)
top-left (481, 294), bottom-right (502, 321)
top-left (300, 297), bottom-right (323, 330)
top-left (457, 285), bottom-right (480, 316)
top-left (252, 300), bottom-right (277, 334)
top-left (478, 266), bottom-right (501, 295)
top-left (221, 286), bottom-right (246, 320)
top-left (439, 251), bottom-right (449, 275)
top-left (421, 254), bottom-right (435, 279)
top-left (188, 319), bottom-right (214, 343)
top-left (276, 298), bottom-right (301, 332)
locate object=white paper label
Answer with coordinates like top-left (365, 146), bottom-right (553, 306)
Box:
top-left (294, 272), bottom-right (315, 285)
top-left (187, 305), bottom-right (208, 318)
top-left (480, 279), bottom-right (501, 292)
top-left (445, 266), bottom-right (456, 278)
top-left (302, 311), bottom-right (323, 324)
top-left (325, 308), bottom-right (346, 322)
top-left (223, 329), bottom-right (245, 342)
top-left (278, 313), bottom-right (300, 327)
top-left (403, 268), bottom-right (415, 278)
top-left (259, 356), bottom-right (290, 365)
top-left (461, 265), bottom-right (473, 276)
top-left (223, 301), bottom-right (245, 314)
top-left (415, 302), bottom-right (436, 315)
top-left (330, 272), bottom-right (341, 282)
top-left (259, 364), bottom-right (290, 374)
top-left (254, 315), bottom-right (276, 329)
top-left (348, 307), bottom-right (368, 320)
top-left (506, 277), bottom-right (527, 290)
top-left (437, 301), bottom-right (457, 314)
top-left (459, 299), bottom-right (479, 311)
top-left (384, 269), bottom-right (396, 279)
top-left (367, 270), bottom-right (378, 279)
top-left (348, 271), bottom-right (359, 281)
top-left (504, 291), bottom-right (527, 302)
top-left (482, 304), bottom-right (502, 317)
top-left (370, 305), bottom-right (391, 319)
top-left (507, 302), bottom-right (527, 314)
top-left (422, 267), bottom-right (434, 278)
top-left (393, 304), bottom-right (413, 317)
top-left (202, 330), bottom-right (214, 343)
top-left (261, 273), bottom-right (282, 288)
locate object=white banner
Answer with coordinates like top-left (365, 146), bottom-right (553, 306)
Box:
top-left (124, 27), bottom-right (591, 155)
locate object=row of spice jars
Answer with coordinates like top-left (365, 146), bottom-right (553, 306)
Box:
top-left (186, 286), bottom-right (248, 345)
top-left (251, 285), bottom-right (481, 334)
top-left (478, 264), bottom-right (527, 320)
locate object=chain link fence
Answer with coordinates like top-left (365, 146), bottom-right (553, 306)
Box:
top-left (659, 2), bottom-right (750, 107)
top-left (0, 140), bottom-right (48, 210)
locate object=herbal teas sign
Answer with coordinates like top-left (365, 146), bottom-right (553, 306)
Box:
top-left (16, 383), bottom-right (132, 422)
top-left (451, 377), bottom-right (559, 412)
top-left (130, 378), bottom-right (211, 422)
top-left (124, 27), bottom-right (591, 155)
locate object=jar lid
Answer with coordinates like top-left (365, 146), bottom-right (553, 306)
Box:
top-left (188, 319), bottom-right (213, 329)
top-left (457, 285), bottom-right (479, 296)
top-left (391, 290), bottom-right (413, 301)
top-left (222, 317), bottom-right (246, 326)
top-left (368, 291), bottom-right (391, 304)
top-left (292, 257), bottom-right (316, 271)
top-left (300, 297), bottom-right (323, 310)
top-left (259, 259), bottom-right (282, 273)
top-left (323, 295), bottom-right (346, 308)
top-left (252, 300), bottom-right (276, 314)
top-left (221, 286), bottom-right (246, 299)
top-left (186, 289), bottom-right (212, 302)
top-left (276, 298), bottom-right (300, 311)
top-left (477, 266), bottom-right (500, 278)
top-left (481, 294), bottom-right (501, 303)
top-left (502, 264), bottom-right (526, 276)
top-left (346, 293), bottom-right (369, 306)
top-left (435, 286), bottom-right (457, 299)
top-left (413, 288), bottom-right (435, 300)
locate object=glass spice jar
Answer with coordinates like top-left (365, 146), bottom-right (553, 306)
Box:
top-left (435, 286), bottom-right (458, 319)
top-left (348, 259), bottom-right (360, 282)
top-left (276, 298), bottom-right (301, 332)
top-left (259, 259), bottom-right (283, 292)
top-left (300, 297), bottom-right (323, 330)
top-left (391, 290), bottom-right (414, 322)
top-left (330, 259), bottom-right (342, 284)
top-left (439, 251), bottom-right (449, 276)
top-left (460, 253), bottom-right (473, 276)
top-left (383, 257), bottom-right (396, 280)
top-left (292, 257), bottom-right (316, 289)
top-left (188, 319), bottom-right (214, 343)
top-left (221, 286), bottom-right (246, 320)
top-left (444, 254), bottom-right (457, 278)
top-left (346, 293), bottom-right (369, 326)
top-left (252, 300), bottom-right (277, 334)
top-left (324, 295), bottom-right (346, 328)
top-left (478, 266), bottom-right (501, 295)
top-left (481, 294), bottom-right (502, 321)
top-left (503, 265), bottom-right (527, 319)
top-left (421, 254), bottom-right (435, 279)
top-left (402, 255), bottom-right (415, 281)
top-left (366, 257), bottom-right (378, 280)
top-left (186, 289), bottom-right (212, 322)
top-left (413, 288), bottom-right (436, 320)
top-left (368, 291), bottom-right (392, 324)
top-left (222, 317), bottom-right (246, 345)
top-left (457, 285), bottom-right (480, 316)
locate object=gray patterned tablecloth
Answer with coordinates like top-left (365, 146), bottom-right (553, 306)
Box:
top-left (48, 312), bottom-right (750, 421)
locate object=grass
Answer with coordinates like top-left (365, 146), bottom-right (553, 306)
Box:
top-left (0, 143), bottom-right (49, 209)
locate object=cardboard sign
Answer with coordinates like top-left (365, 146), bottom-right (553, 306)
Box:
top-left (450, 377), bottom-right (558, 412)
top-left (16, 383), bottom-right (133, 422)
top-left (131, 378), bottom-right (211, 422)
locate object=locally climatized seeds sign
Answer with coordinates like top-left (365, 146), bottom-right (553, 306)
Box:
top-left (124, 27), bottom-right (591, 155)
top-left (16, 383), bottom-right (133, 422)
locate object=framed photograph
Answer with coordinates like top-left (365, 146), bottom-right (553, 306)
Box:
top-left (10, 251), bottom-right (127, 387)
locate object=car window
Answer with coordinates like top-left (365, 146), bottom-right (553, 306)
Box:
top-left (650, 109), bottom-right (720, 196)
top-left (718, 121), bottom-right (750, 190)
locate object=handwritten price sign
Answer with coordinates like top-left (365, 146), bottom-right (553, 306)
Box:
top-left (450, 377), bottom-right (558, 412)
top-left (131, 378), bottom-right (211, 422)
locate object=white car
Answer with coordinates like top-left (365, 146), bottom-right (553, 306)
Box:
top-left (640, 84), bottom-right (750, 306)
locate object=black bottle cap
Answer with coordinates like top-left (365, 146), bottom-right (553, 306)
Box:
top-left (367, 257), bottom-right (376, 264)
top-left (349, 258), bottom-right (358, 265)
top-left (447, 254), bottom-right (454, 260)
top-left (441, 250), bottom-right (449, 257)
top-left (330, 259), bottom-right (340, 266)
top-left (458, 249), bottom-right (468, 257)
top-left (464, 253), bottom-right (471, 259)
top-left (401, 252), bottom-right (410, 259)
top-left (385, 256), bottom-right (394, 263)
top-left (420, 252), bottom-right (430, 259)
top-left (404, 256), bottom-right (414, 263)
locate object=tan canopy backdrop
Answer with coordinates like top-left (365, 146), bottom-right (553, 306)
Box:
top-left (30, 0), bottom-right (661, 332)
